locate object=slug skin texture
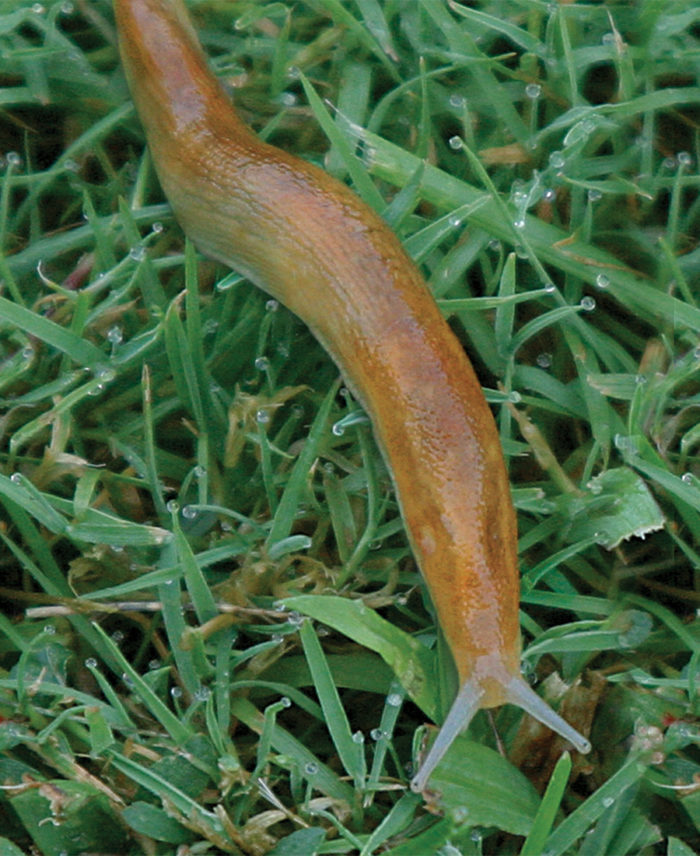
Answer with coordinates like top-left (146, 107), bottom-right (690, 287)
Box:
top-left (115, 0), bottom-right (590, 792)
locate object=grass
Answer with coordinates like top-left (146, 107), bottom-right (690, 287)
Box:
top-left (0, 0), bottom-right (699, 853)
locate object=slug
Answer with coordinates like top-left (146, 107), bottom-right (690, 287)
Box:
top-left (114, 0), bottom-right (591, 791)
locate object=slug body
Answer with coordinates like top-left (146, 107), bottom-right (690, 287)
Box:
top-left (115, 0), bottom-right (590, 790)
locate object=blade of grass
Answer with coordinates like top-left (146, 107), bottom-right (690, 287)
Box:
top-left (544, 756), bottom-right (648, 855)
top-left (90, 623), bottom-right (192, 745)
top-left (0, 295), bottom-right (105, 367)
top-left (299, 618), bottom-right (365, 789)
top-left (265, 379), bottom-right (340, 549)
top-left (229, 696), bottom-right (354, 804)
top-left (521, 752), bottom-right (572, 856)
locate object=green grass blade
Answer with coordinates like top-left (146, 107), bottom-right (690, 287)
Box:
top-left (521, 752), bottom-right (572, 856)
top-left (299, 618), bottom-right (365, 788)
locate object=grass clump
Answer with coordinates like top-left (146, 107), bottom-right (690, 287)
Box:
top-left (1, 1), bottom-right (700, 854)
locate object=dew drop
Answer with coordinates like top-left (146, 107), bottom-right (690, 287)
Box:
top-left (587, 188), bottom-right (602, 202)
top-left (387, 693), bottom-right (402, 707)
top-left (448, 135), bottom-right (463, 151)
top-left (487, 238), bottom-right (501, 252)
top-left (549, 150), bottom-right (565, 169)
top-left (96, 366), bottom-right (116, 382)
top-left (84, 657), bottom-right (98, 669)
top-left (43, 624), bottom-right (56, 635)
top-left (681, 473), bottom-right (693, 484)
top-left (256, 409), bottom-right (270, 424)
top-left (361, 144), bottom-right (377, 165)
top-left (151, 221), bottom-right (164, 234)
top-left (32, 2), bottom-right (45, 12)
top-left (280, 696), bottom-right (292, 708)
top-left (171, 686), bottom-right (183, 698)
top-left (129, 245), bottom-right (146, 262)
top-left (536, 352), bottom-right (552, 368)
top-left (614, 433), bottom-right (628, 450)
top-left (288, 611), bottom-right (303, 626)
top-left (602, 796), bottom-right (614, 808)
top-left (580, 296), bottom-right (596, 311)
top-left (595, 273), bottom-right (610, 289)
top-left (265, 299), bottom-right (279, 312)
top-left (370, 728), bottom-right (386, 741)
top-left (148, 659), bottom-right (161, 669)
top-left (514, 218), bottom-right (526, 230)
top-left (448, 93), bottom-right (466, 109)
top-left (352, 730), bottom-right (365, 744)
top-left (331, 421), bottom-right (345, 436)
top-left (166, 499), bottom-right (180, 513)
top-left (107, 325), bottom-right (123, 345)
top-left (448, 214), bottom-right (462, 228)
top-left (304, 761), bottom-right (318, 775)
top-left (543, 188), bottom-right (556, 201)
top-left (525, 83), bottom-right (542, 99)
top-left (254, 356), bottom-right (269, 371)
top-left (5, 151), bottom-right (21, 167)
top-left (280, 91), bottom-right (297, 107)
top-left (194, 686), bottom-right (210, 701)
top-left (677, 151), bottom-right (692, 167)
top-left (112, 630), bottom-right (125, 644)
top-left (182, 505), bottom-right (198, 520)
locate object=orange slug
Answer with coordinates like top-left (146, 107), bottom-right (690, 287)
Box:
top-left (114, 0), bottom-right (591, 791)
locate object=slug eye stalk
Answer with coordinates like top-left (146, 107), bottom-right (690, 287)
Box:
top-left (410, 676), bottom-right (591, 793)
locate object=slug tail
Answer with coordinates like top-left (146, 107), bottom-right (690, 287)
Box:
top-left (504, 676), bottom-right (591, 754)
top-left (410, 678), bottom-right (484, 793)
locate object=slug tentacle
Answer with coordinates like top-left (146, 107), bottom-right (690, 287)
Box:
top-left (410, 675), bottom-right (591, 793)
top-left (115, 0), bottom-right (591, 793)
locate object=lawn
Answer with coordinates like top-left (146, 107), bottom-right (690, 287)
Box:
top-left (1, 1), bottom-right (699, 854)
